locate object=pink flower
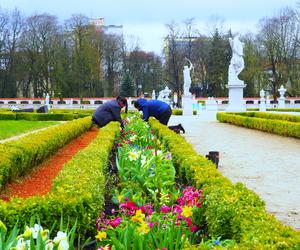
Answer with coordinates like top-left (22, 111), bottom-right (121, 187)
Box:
top-left (98, 244), bottom-right (111, 250)
top-left (190, 225), bottom-right (198, 232)
top-left (172, 205), bottom-right (182, 214)
top-left (160, 205), bottom-right (171, 213)
top-left (109, 217), bottom-right (121, 228)
top-left (141, 204), bottom-right (154, 215)
top-left (185, 217), bottom-right (192, 226)
top-left (148, 222), bottom-right (154, 228)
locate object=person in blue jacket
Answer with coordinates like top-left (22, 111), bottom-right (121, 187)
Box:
top-left (92, 96), bottom-right (127, 128)
top-left (134, 98), bottom-right (185, 133)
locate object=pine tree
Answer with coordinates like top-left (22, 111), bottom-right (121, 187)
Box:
top-left (120, 73), bottom-right (134, 97)
top-left (207, 29), bottom-right (231, 97)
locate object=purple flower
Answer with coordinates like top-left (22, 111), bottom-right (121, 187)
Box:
top-left (214, 240), bottom-right (221, 245)
top-left (160, 205), bottom-right (171, 213)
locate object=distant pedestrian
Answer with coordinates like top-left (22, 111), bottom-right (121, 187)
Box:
top-left (92, 96), bottom-right (127, 128)
top-left (134, 98), bottom-right (185, 133)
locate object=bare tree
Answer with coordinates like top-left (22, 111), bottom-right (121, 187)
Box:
top-left (0, 9), bottom-right (10, 96)
top-left (258, 7), bottom-right (300, 98)
top-left (183, 18), bottom-right (196, 60)
top-left (20, 13), bottom-right (61, 97)
top-left (102, 33), bottom-right (124, 96)
top-left (164, 21), bottom-right (184, 106)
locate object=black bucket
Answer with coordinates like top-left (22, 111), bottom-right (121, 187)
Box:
top-left (205, 151), bottom-right (219, 168)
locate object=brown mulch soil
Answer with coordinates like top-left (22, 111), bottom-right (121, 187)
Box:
top-left (0, 127), bottom-right (99, 201)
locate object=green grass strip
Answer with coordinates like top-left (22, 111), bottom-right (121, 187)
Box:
top-left (0, 120), bottom-right (59, 140)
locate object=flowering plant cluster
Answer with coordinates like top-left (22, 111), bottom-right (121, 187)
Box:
top-left (96, 186), bottom-right (204, 250)
top-left (95, 115), bottom-right (236, 249)
top-left (0, 220), bottom-right (76, 250)
top-left (94, 116), bottom-right (207, 249)
top-left (116, 115), bottom-right (177, 207)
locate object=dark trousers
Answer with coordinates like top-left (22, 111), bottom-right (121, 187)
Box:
top-left (157, 107), bottom-right (172, 125)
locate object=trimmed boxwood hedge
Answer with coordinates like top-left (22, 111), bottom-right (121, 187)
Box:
top-left (217, 112), bottom-right (300, 138)
top-left (0, 121), bottom-right (120, 237)
top-left (0, 117), bottom-right (92, 189)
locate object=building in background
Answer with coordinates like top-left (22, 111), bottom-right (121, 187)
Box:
top-left (89, 17), bottom-right (123, 35)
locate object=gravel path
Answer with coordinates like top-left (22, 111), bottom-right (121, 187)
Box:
top-left (169, 111), bottom-right (300, 230)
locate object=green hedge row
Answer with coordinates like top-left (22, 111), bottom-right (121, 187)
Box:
top-left (172, 109), bottom-right (197, 115)
top-left (0, 117), bottom-right (92, 189)
top-left (268, 108), bottom-right (300, 112)
top-left (0, 112), bottom-right (87, 121)
top-left (0, 108), bottom-right (95, 120)
top-left (50, 108), bottom-right (94, 115)
top-left (149, 118), bottom-right (300, 249)
top-left (217, 112), bottom-right (300, 138)
top-left (236, 111), bottom-right (300, 123)
top-left (0, 122), bottom-right (120, 237)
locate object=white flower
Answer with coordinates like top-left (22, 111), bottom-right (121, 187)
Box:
top-left (16, 238), bottom-right (30, 250)
top-left (128, 150), bottom-right (141, 161)
top-left (157, 150), bottom-right (163, 155)
top-left (30, 224), bottom-right (43, 239)
top-left (53, 231), bottom-right (67, 245)
top-left (129, 135), bottom-right (137, 142)
top-left (58, 238), bottom-right (69, 250)
top-left (45, 240), bottom-right (54, 250)
top-left (141, 155), bottom-right (147, 166)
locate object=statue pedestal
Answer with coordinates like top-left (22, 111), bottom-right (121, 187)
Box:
top-left (226, 83), bottom-right (246, 111)
top-left (278, 97), bottom-right (285, 108)
top-left (259, 98), bottom-right (266, 111)
top-left (205, 97), bottom-right (218, 111)
top-left (182, 94), bottom-right (193, 116)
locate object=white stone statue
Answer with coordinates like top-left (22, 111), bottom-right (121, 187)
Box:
top-left (228, 36), bottom-right (244, 84)
top-left (183, 58), bottom-right (193, 96)
top-left (278, 85), bottom-right (286, 98)
top-left (157, 86), bottom-right (171, 104)
top-left (45, 93), bottom-right (49, 106)
top-left (152, 90), bottom-right (156, 100)
top-left (259, 89), bottom-right (266, 111)
top-left (278, 85), bottom-right (286, 108)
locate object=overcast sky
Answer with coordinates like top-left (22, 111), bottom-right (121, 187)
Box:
top-left (0, 0), bottom-right (297, 54)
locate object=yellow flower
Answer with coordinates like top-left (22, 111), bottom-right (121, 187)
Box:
top-left (131, 209), bottom-right (145, 223)
top-left (137, 221), bottom-right (150, 235)
top-left (95, 231), bottom-right (107, 241)
top-left (181, 205), bottom-right (193, 218)
top-left (117, 194), bottom-right (123, 203)
top-left (40, 229), bottom-right (49, 240)
top-left (23, 226), bottom-right (32, 238)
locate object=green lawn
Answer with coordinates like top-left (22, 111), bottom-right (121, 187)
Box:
top-left (0, 120), bottom-right (60, 140)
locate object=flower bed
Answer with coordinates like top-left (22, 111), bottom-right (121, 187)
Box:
top-left (94, 115), bottom-right (235, 249)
